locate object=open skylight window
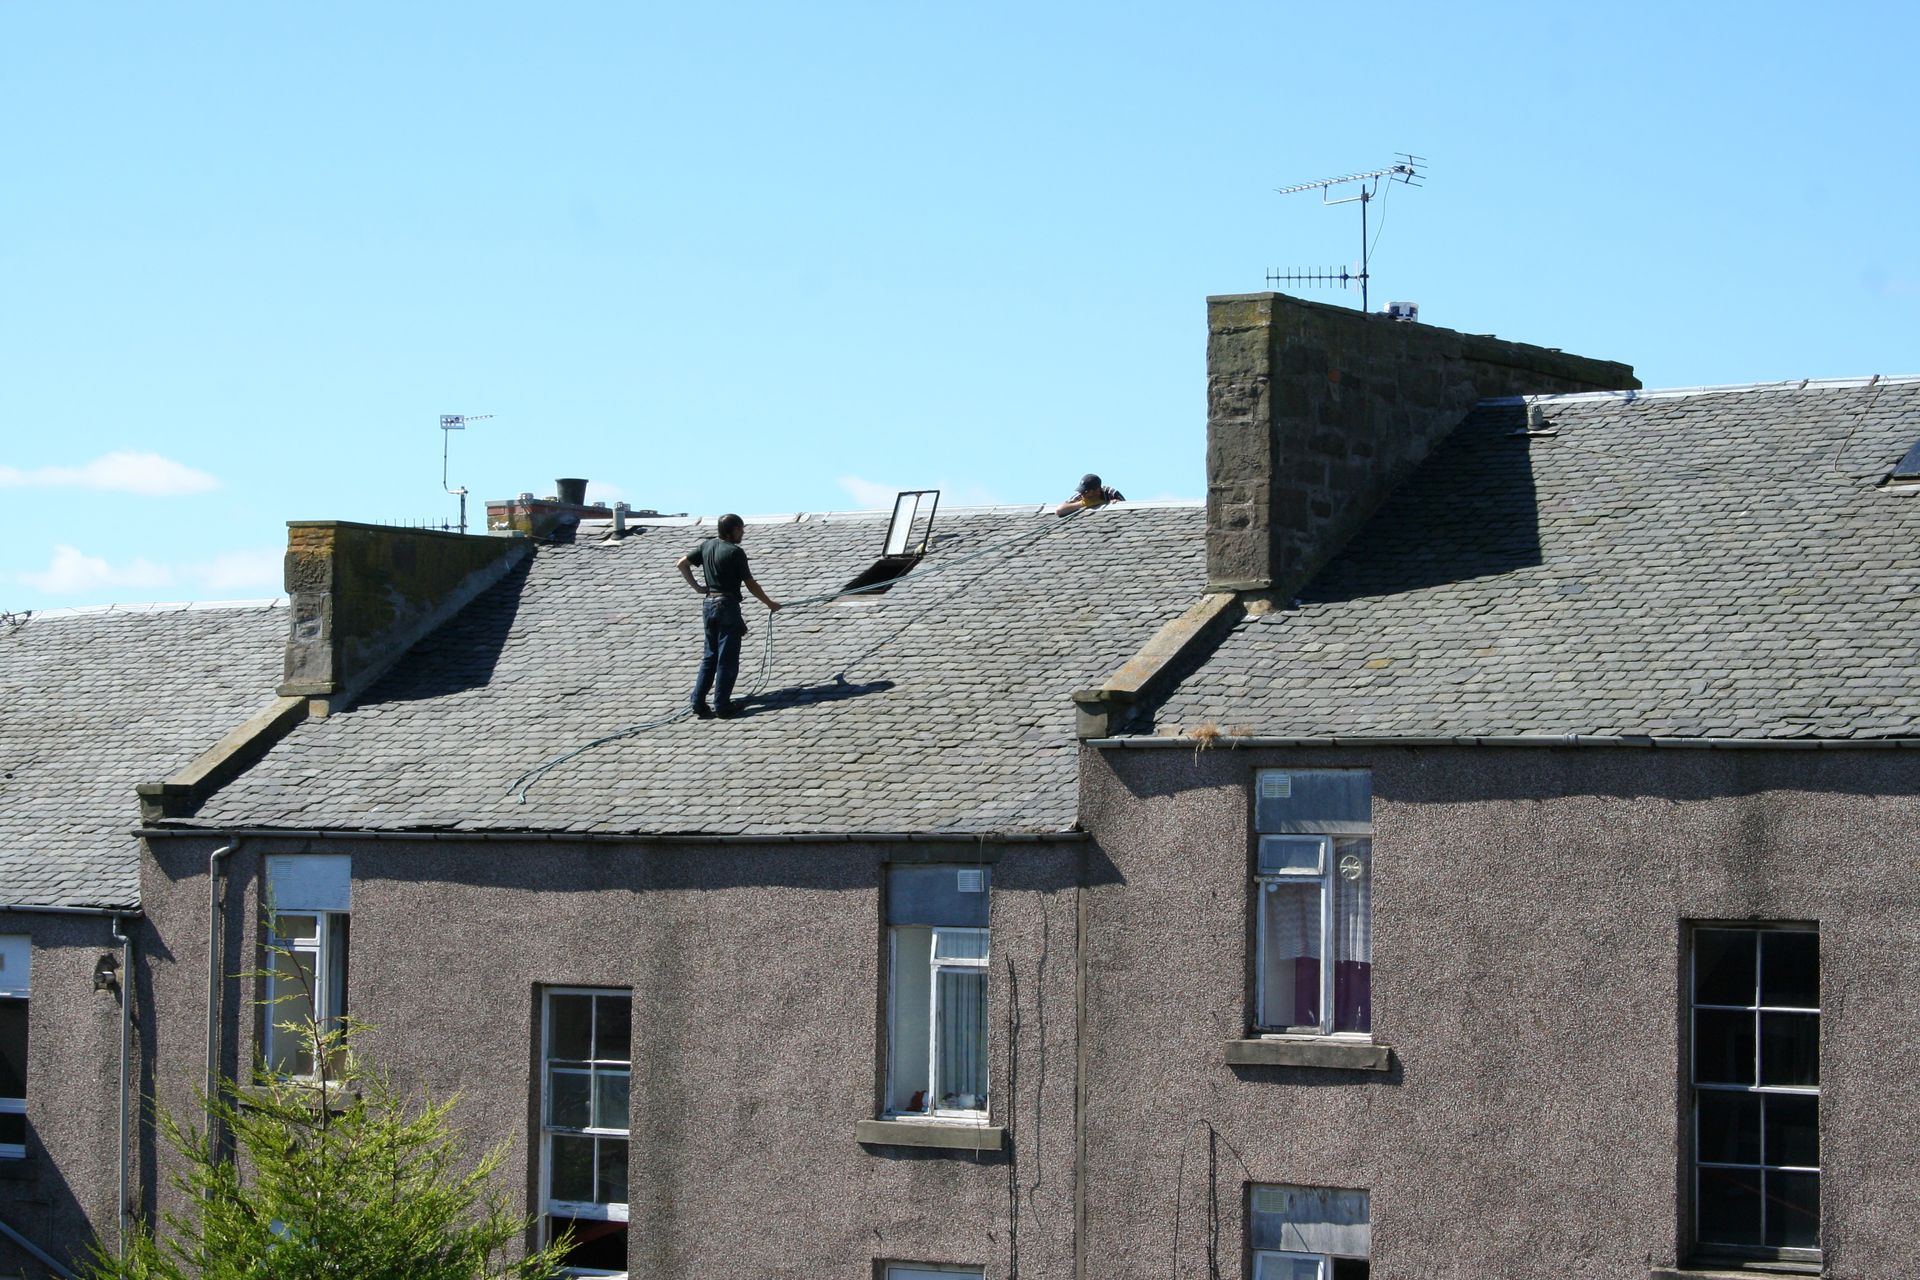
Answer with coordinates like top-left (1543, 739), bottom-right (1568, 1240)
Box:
top-left (1891, 439), bottom-right (1920, 482)
top-left (837, 489), bottom-right (941, 603)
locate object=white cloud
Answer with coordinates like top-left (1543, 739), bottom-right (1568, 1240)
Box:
top-left (587, 480), bottom-right (627, 504)
top-left (18, 544), bottom-right (283, 598)
top-left (0, 451), bottom-right (219, 497)
top-left (835, 474), bottom-right (899, 509)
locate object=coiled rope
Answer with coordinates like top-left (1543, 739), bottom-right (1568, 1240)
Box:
top-left (507, 509), bottom-right (1083, 802)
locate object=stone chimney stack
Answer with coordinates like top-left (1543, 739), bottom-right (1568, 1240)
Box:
top-left (1205, 292), bottom-right (1639, 597)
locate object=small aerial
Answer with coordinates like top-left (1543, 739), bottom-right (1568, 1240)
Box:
top-left (440, 413), bottom-right (494, 534)
top-left (1269, 153), bottom-right (1426, 312)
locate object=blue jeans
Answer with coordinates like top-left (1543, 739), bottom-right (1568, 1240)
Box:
top-left (692, 596), bottom-right (747, 708)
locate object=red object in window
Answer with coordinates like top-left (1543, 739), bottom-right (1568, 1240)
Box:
top-left (908, 1089), bottom-right (926, 1111)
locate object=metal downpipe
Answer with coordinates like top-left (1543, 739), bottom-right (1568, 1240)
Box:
top-left (204, 842), bottom-right (238, 1148)
top-left (110, 914), bottom-right (133, 1259)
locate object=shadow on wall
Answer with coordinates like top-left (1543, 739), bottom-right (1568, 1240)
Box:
top-left (1101, 741), bottom-right (1920, 807)
top-left (1301, 402), bottom-right (1543, 607)
top-left (354, 556), bottom-right (534, 708)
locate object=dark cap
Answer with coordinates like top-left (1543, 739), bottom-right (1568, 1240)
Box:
top-left (1078, 473), bottom-right (1102, 493)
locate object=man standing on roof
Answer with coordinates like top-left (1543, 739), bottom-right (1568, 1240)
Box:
top-left (677, 514), bottom-right (782, 719)
top-left (1055, 473), bottom-right (1125, 516)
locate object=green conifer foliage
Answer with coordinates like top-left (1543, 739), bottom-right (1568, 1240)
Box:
top-left (89, 1020), bottom-right (574, 1280)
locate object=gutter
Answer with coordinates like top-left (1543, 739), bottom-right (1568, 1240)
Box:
top-left (1087, 734), bottom-right (1920, 750)
top-left (0, 903), bottom-right (139, 918)
top-left (136, 828), bottom-right (1091, 845)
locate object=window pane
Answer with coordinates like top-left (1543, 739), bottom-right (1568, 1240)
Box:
top-left (888, 865), bottom-right (989, 927)
top-left (549, 1133), bottom-right (595, 1203)
top-left (0, 1114), bottom-right (23, 1146)
top-left (551, 1217), bottom-right (627, 1270)
top-left (597, 1136), bottom-right (628, 1205)
top-left (933, 929), bottom-right (988, 961)
top-left (1765, 1170), bottom-right (1819, 1249)
top-left (1761, 932), bottom-right (1818, 1009)
top-left (549, 1071), bottom-right (591, 1130)
top-left (1697, 1166), bottom-right (1763, 1247)
top-left (1259, 881), bottom-right (1323, 1030)
top-left (1693, 1010), bottom-right (1755, 1086)
top-left (1759, 1012), bottom-right (1818, 1087)
top-left (934, 967), bottom-right (988, 1110)
top-left (1258, 836), bottom-right (1327, 875)
top-left (1331, 838), bottom-right (1371, 1035)
top-left (1253, 1255), bottom-right (1322, 1280)
top-left (271, 914), bottom-right (320, 944)
top-left (593, 1070), bottom-right (629, 1131)
top-left (887, 927), bottom-right (933, 1113)
top-left (595, 995), bottom-right (632, 1061)
top-left (1695, 930), bottom-right (1756, 1006)
top-left (1697, 1090), bottom-right (1761, 1165)
top-left (1765, 1093), bottom-right (1819, 1169)
top-left (266, 948), bottom-right (317, 1077)
top-left (0, 1003), bottom-right (25, 1099)
top-left (549, 995), bottom-right (592, 1062)
top-left (1254, 769), bottom-right (1372, 832)
top-left (1330, 1261), bottom-right (1370, 1280)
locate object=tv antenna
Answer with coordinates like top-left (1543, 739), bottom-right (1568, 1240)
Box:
top-left (1268, 153), bottom-right (1425, 313)
top-left (440, 414), bottom-right (493, 534)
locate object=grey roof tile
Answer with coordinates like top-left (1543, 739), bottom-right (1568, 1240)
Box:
top-left (189, 506), bottom-right (1206, 835)
top-left (1147, 382), bottom-right (1920, 742)
top-left (0, 603), bottom-right (288, 907)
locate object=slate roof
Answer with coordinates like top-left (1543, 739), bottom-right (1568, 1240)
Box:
top-left (186, 505), bottom-right (1206, 835)
top-left (1145, 379), bottom-right (1920, 741)
top-left (0, 603), bottom-right (289, 907)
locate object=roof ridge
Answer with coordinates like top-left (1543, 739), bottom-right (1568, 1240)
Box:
top-left (623, 499), bottom-right (1204, 526)
top-left (1480, 374), bottom-right (1920, 409)
top-left (5, 597), bottom-right (289, 623)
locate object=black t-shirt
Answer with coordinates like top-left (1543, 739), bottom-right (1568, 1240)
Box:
top-left (691, 537), bottom-right (749, 601)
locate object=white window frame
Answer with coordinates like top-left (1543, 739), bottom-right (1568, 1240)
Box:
top-left (1254, 834), bottom-right (1340, 1037)
top-left (0, 937), bottom-right (28, 1160)
top-left (886, 924), bottom-right (990, 1121)
top-left (540, 987), bottom-right (631, 1280)
top-left (1689, 924), bottom-right (1820, 1263)
top-left (927, 926), bottom-right (990, 1119)
top-left (262, 909), bottom-right (347, 1080)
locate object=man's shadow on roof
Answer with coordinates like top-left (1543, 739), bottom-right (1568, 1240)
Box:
top-left (740, 675), bottom-right (894, 715)
top-left (1301, 404), bottom-right (1545, 606)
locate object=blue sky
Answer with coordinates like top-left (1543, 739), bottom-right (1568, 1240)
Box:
top-left (4, 1), bottom-right (1916, 610)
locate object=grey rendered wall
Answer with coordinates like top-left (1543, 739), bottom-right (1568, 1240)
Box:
top-left (1079, 744), bottom-right (1920, 1280)
top-left (139, 836), bottom-right (1084, 1279)
top-left (0, 912), bottom-right (127, 1275)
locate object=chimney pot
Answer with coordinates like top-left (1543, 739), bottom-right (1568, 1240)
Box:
top-left (556, 478), bottom-right (589, 506)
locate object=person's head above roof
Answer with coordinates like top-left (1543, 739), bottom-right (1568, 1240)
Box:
top-left (1079, 473), bottom-right (1103, 494)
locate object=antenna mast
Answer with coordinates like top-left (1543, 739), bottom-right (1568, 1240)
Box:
top-left (440, 414), bottom-right (494, 534)
top-left (1268, 153), bottom-right (1425, 312)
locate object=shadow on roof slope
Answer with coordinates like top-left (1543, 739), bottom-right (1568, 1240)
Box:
top-left (350, 555), bottom-right (533, 708)
top-left (740, 675), bottom-right (894, 716)
top-left (1302, 402), bottom-right (1544, 607)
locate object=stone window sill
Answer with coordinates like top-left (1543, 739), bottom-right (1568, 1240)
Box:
top-left (855, 1118), bottom-right (1005, 1152)
top-left (1224, 1037), bottom-right (1392, 1071)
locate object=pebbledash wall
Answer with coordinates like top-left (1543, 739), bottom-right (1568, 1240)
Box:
top-left (137, 833), bottom-right (1087, 1278)
top-left (1077, 742), bottom-right (1920, 1280)
top-left (0, 912), bottom-right (128, 1275)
